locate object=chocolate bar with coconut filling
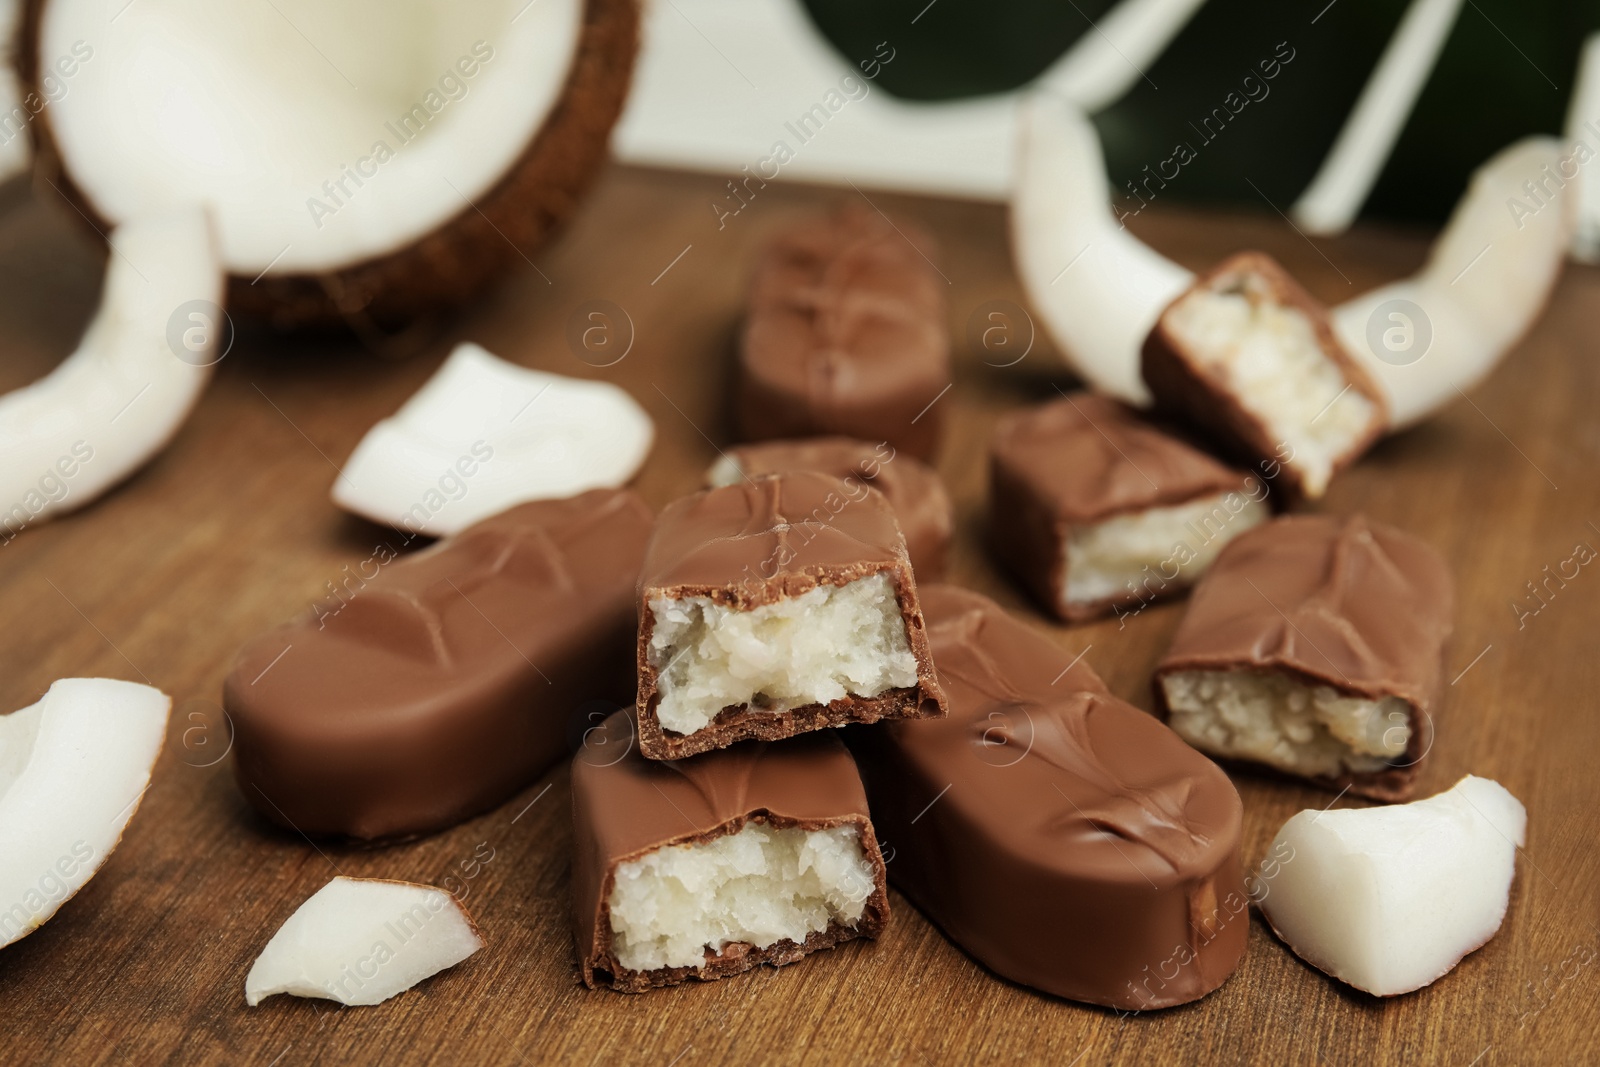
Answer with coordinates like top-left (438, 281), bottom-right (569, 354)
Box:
top-left (635, 470), bottom-right (945, 761)
top-left (846, 585), bottom-right (1248, 1009)
top-left (1142, 251), bottom-right (1387, 499)
top-left (736, 206), bottom-right (949, 461)
top-left (571, 711), bottom-right (889, 992)
top-left (1153, 513), bottom-right (1453, 801)
top-left (988, 392), bottom-right (1270, 623)
top-left (225, 489), bottom-right (651, 840)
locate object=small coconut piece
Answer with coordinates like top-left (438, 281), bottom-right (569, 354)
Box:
top-left (1011, 93), bottom-right (1193, 405)
top-left (333, 342), bottom-right (653, 538)
top-left (1330, 137), bottom-right (1571, 429)
top-left (0, 207), bottom-right (221, 537)
top-left (245, 877), bottom-right (485, 1007)
top-left (23, 0), bottom-right (639, 328)
top-left (0, 678), bottom-right (171, 949)
top-left (1257, 775), bottom-right (1525, 997)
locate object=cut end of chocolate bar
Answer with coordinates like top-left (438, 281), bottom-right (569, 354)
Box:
top-left (989, 393), bottom-right (1269, 622)
top-left (1155, 513), bottom-right (1453, 801)
top-left (1062, 490), bottom-right (1270, 614)
top-left (647, 571), bottom-right (919, 736)
top-left (636, 471), bottom-right (945, 760)
top-left (601, 818), bottom-right (881, 984)
top-left (571, 715), bottom-right (890, 993)
top-left (1160, 668), bottom-right (1412, 780)
top-left (1142, 252), bottom-right (1386, 499)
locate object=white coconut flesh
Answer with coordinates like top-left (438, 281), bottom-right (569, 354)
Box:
top-left (1257, 775), bottom-right (1526, 997)
top-left (245, 877), bottom-right (485, 1007)
top-left (0, 678), bottom-right (171, 950)
top-left (40, 0), bottom-right (583, 276)
top-left (1011, 93), bottom-right (1193, 406)
top-left (0, 206), bottom-right (220, 535)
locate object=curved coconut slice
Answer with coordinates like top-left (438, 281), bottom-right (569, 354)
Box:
top-left (1290, 0), bottom-right (1463, 235)
top-left (1257, 775), bottom-right (1525, 996)
top-left (245, 877), bottom-right (485, 1007)
top-left (333, 342), bottom-right (653, 538)
top-left (1331, 137), bottom-right (1571, 429)
top-left (0, 678), bottom-right (170, 949)
top-left (1565, 33), bottom-right (1600, 263)
top-left (23, 0), bottom-right (638, 327)
top-left (1012, 93), bottom-right (1192, 405)
top-left (0, 207), bottom-right (219, 535)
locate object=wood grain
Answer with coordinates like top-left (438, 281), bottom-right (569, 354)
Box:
top-left (0, 163), bottom-right (1596, 1066)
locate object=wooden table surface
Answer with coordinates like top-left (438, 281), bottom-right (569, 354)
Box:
top-left (0, 162), bottom-right (1596, 1066)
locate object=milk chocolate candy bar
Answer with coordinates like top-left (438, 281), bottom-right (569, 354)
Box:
top-left (225, 490), bottom-right (652, 840)
top-left (1142, 252), bottom-right (1387, 499)
top-left (736, 206), bottom-right (949, 461)
top-left (847, 586), bottom-right (1248, 1009)
top-left (1154, 514), bottom-right (1453, 801)
top-left (571, 712), bottom-right (890, 992)
top-left (989, 392), bottom-right (1270, 623)
top-left (707, 436), bottom-right (953, 579)
top-left (637, 470), bottom-right (945, 760)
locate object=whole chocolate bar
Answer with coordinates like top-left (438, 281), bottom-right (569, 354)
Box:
top-left (636, 470), bottom-right (945, 760)
top-left (847, 585), bottom-right (1248, 1009)
top-left (225, 489), bottom-right (652, 840)
top-left (1154, 513), bottom-right (1453, 801)
top-left (1142, 251), bottom-right (1387, 499)
top-left (736, 206), bottom-right (949, 461)
top-left (989, 392), bottom-right (1269, 623)
top-left (707, 436), bottom-right (953, 579)
top-left (571, 711), bottom-right (890, 992)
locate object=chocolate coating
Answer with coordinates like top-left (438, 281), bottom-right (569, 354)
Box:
top-left (571, 712), bottom-right (890, 991)
top-left (1154, 513), bottom-right (1454, 800)
top-left (225, 490), bottom-right (652, 841)
top-left (989, 392), bottom-right (1265, 621)
top-left (847, 585), bottom-right (1248, 1009)
top-left (1141, 251), bottom-right (1387, 499)
top-left (636, 471), bottom-right (946, 760)
top-left (709, 436), bottom-right (953, 579)
top-left (736, 206), bottom-right (949, 461)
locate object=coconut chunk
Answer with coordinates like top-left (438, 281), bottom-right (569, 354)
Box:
top-left (245, 877), bottom-right (484, 1007)
top-left (333, 342), bottom-right (654, 537)
top-left (1257, 775), bottom-right (1525, 996)
top-left (0, 678), bottom-right (170, 949)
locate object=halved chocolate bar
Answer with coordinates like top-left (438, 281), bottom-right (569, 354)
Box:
top-left (1142, 251), bottom-right (1387, 499)
top-left (1154, 514), bottom-right (1453, 801)
top-left (707, 436), bottom-right (953, 579)
top-left (636, 471), bottom-right (945, 760)
top-left (736, 205), bottom-right (949, 461)
top-left (571, 712), bottom-right (890, 992)
top-left (847, 586), bottom-right (1248, 1009)
top-left (225, 489), bottom-right (652, 840)
top-left (989, 392), bottom-right (1270, 622)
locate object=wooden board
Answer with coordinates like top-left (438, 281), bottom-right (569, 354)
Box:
top-left (1, 163), bottom-right (1596, 1066)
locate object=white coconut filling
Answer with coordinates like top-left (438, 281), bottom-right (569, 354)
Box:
top-left (42, 0), bottom-right (582, 272)
top-left (648, 572), bottom-right (918, 736)
top-left (1162, 669), bottom-right (1410, 778)
top-left (1064, 492), bottom-right (1271, 607)
top-left (1164, 286), bottom-right (1378, 497)
top-left (608, 822), bottom-right (875, 974)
